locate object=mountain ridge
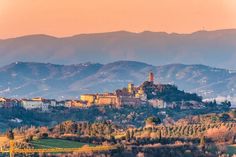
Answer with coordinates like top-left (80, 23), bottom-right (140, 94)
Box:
top-left (0, 61), bottom-right (235, 105)
top-left (0, 29), bottom-right (236, 69)
top-left (2, 28), bottom-right (236, 40)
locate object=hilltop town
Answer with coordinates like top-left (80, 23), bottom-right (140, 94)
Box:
top-left (0, 72), bottom-right (208, 112)
top-left (79, 72), bottom-right (204, 109)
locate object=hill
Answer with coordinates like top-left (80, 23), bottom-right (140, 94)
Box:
top-left (0, 61), bottom-right (235, 104)
top-left (0, 29), bottom-right (236, 69)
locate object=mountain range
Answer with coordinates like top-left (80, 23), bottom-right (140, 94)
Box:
top-left (0, 29), bottom-right (236, 69)
top-left (0, 61), bottom-right (235, 105)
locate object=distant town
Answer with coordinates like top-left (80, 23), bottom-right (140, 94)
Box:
top-left (0, 72), bottom-right (209, 112)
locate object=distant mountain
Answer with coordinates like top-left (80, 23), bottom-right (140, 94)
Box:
top-left (0, 61), bottom-right (235, 105)
top-left (0, 62), bottom-right (102, 99)
top-left (0, 29), bottom-right (236, 69)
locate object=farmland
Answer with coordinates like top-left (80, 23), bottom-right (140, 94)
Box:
top-left (30, 138), bottom-right (94, 149)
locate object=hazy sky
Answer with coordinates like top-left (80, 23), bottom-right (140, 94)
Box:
top-left (0, 0), bottom-right (236, 38)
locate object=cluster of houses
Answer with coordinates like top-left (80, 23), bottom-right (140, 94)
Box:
top-left (0, 96), bottom-right (114, 111)
top-left (79, 72), bottom-right (155, 108)
top-left (0, 72), bottom-right (204, 111)
top-left (79, 72), bottom-right (205, 109)
top-left (0, 97), bottom-right (67, 111)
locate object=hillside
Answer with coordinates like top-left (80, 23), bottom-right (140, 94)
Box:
top-left (0, 29), bottom-right (236, 69)
top-left (0, 61), bottom-right (235, 103)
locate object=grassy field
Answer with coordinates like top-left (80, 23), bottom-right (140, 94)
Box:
top-left (227, 145), bottom-right (236, 156)
top-left (30, 138), bottom-right (94, 149)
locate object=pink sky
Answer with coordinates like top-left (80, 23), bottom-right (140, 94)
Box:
top-left (0, 0), bottom-right (236, 38)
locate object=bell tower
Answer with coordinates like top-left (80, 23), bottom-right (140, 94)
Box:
top-left (148, 72), bottom-right (154, 83)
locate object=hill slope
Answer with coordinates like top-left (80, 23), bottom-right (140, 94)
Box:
top-left (0, 61), bottom-right (235, 104)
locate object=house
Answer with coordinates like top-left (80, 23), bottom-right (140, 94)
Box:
top-left (148, 99), bottom-right (166, 108)
top-left (0, 97), bottom-right (7, 108)
top-left (0, 97), bottom-right (19, 108)
top-left (80, 94), bottom-right (96, 106)
top-left (56, 101), bottom-right (66, 107)
top-left (65, 100), bottom-right (87, 108)
top-left (21, 98), bottom-right (48, 111)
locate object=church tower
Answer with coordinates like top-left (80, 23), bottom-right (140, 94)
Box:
top-left (128, 83), bottom-right (134, 94)
top-left (148, 72), bottom-right (154, 83)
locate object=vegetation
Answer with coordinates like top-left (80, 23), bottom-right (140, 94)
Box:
top-left (30, 138), bottom-right (93, 149)
top-left (227, 145), bottom-right (236, 156)
top-left (145, 116), bottom-right (161, 126)
top-left (2, 109), bottom-right (234, 157)
top-left (0, 99), bottom-right (231, 133)
top-left (141, 81), bottom-right (202, 102)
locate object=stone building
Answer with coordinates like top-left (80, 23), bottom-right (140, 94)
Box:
top-left (79, 72), bottom-right (158, 107)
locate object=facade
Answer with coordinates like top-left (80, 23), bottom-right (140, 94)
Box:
top-left (65, 100), bottom-right (87, 108)
top-left (48, 99), bottom-right (57, 107)
top-left (95, 94), bottom-right (119, 106)
top-left (56, 101), bottom-right (66, 107)
top-left (135, 88), bottom-right (147, 101)
top-left (80, 94), bottom-right (96, 105)
top-left (127, 83), bottom-right (134, 94)
top-left (0, 97), bottom-right (7, 108)
top-left (119, 96), bottom-right (145, 106)
top-left (148, 99), bottom-right (166, 108)
top-left (0, 97), bottom-right (19, 108)
top-left (21, 99), bottom-right (44, 110)
top-left (21, 98), bottom-right (50, 111)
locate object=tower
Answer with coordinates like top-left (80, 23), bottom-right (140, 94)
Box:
top-left (128, 83), bottom-right (134, 94)
top-left (148, 72), bottom-right (154, 82)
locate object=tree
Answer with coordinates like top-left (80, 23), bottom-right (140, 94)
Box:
top-left (126, 130), bottom-right (131, 141)
top-left (211, 116), bottom-right (219, 123)
top-left (220, 113), bottom-right (230, 122)
top-left (130, 130), bottom-right (134, 139)
top-left (221, 100), bottom-right (231, 108)
top-left (158, 130), bottom-right (162, 141)
top-left (229, 110), bottom-right (236, 118)
top-left (64, 121), bottom-right (78, 134)
top-left (200, 135), bottom-right (205, 150)
top-left (6, 130), bottom-right (14, 140)
top-left (145, 116), bottom-right (161, 126)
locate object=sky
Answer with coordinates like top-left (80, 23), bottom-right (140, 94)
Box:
top-left (0, 0), bottom-right (236, 38)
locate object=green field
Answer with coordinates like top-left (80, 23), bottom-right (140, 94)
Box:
top-left (227, 145), bottom-right (236, 156)
top-left (30, 138), bottom-right (94, 149)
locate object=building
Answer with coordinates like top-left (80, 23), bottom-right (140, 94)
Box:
top-left (47, 99), bottom-right (57, 107)
top-left (65, 100), bottom-right (87, 108)
top-left (21, 99), bottom-right (44, 110)
top-left (56, 101), bottom-right (66, 107)
top-left (148, 71), bottom-right (154, 82)
top-left (78, 72), bottom-right (161, 107)
top-left (80, 94), bottom-right (96, 106)
top-left (0, 97), bottom-right (7, 108)
top-left (119, 96), bottom-right (145, 106)
top-left (135, 88), bottom-right (147, 101)
top-left (127, 83), bottom-right (134, 94)
top-left (95, 93), bottom-right (119, 106)
top-left (21, 98), bottom-right (49, 111)
top-left (0, 97), bottom-right (19, 108)
top-left (148, 99), bottom-right (166, 108)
